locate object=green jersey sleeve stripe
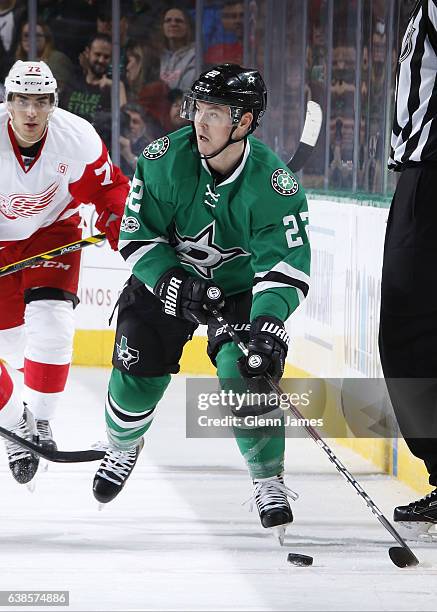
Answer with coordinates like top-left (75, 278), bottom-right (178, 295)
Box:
top-left (253, 282), bottom-right (306, 305)
top-left (119, 238), bottom-right (168, 269)
top-left (253, 271), bottom-right (309, 297)
top-left (254, 262), bottom-right (310, 293)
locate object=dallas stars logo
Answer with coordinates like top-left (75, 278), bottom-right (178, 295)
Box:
top-left (271, 168), bottom-right (299, 196)
top-left (116, 335), bottom-right (139, 370)
top-left (174, 221), bottom-right (250, 278)
top-left (143, 136), bottom-right (170, 160)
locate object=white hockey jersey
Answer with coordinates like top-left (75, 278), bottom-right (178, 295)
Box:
top-left (0, 104), bottom-right (129, 246)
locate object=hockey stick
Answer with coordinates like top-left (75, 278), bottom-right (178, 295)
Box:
top-left (209, 308), bottom-right (419, 569)
top-left (0, 425), bottom-right (106, 463)
top-left (287, 101), bottom-right (323, 173)
top-left (0, 233), bottom-right (106, 278)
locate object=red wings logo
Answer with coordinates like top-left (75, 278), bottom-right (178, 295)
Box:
top-left (0, 183), bottom-right (59, 220)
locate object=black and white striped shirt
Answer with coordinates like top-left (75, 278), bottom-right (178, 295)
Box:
top-left (389, 0), bottom-right (437, 169)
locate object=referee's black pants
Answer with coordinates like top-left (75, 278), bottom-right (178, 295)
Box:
top-left (379, 165), bottom-right (437, 487)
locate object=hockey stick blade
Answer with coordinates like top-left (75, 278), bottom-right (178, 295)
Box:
top-left (209, 308), bottom-right (420, 568)
top-left (287, 101), bottom-right (323, 173)
top-left (0, 425), bottom-right (105, 463)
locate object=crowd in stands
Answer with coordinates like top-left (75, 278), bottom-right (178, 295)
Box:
top-left (0, 0), bottom-right (245, 177)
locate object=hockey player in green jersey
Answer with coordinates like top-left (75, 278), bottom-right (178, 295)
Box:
top-left (93, 64), bottom-right (310, 542)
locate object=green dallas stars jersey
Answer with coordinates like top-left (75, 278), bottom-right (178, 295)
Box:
top-left (119, 126), bottom-right (310, 322)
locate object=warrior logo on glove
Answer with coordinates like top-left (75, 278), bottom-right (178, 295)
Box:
top-left (238, 316), bottom-right (290, 382)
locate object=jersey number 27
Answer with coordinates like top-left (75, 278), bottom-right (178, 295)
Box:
top-left (283, 212), bottom-right (309, 248)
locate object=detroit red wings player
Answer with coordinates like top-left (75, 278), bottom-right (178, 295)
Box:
top-left (0, 60), bottom-right (129, 484)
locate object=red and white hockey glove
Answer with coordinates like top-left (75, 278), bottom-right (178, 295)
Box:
top-left (95, 209), bottom-right (122, 251)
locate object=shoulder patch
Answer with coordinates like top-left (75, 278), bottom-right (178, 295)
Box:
top-left (271, 168), bottom-right (299, 196)
top-left (142, 136), bottom-right (170, 160)
top-left (121, 215), bottom-right (140, 233)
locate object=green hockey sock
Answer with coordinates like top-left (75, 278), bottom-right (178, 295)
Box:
top-left (216, 342), bottom-right (285, 479)
top-left (105, 368), bottom-right (170, 449)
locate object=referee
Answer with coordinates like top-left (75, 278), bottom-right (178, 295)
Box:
top-left (380, 0), bottom-right (437, 536)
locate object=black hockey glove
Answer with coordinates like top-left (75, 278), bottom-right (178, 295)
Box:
top-left (154, 267), bottom-right (224, 325)
top-left (238, 316), bottom-right (290, 382)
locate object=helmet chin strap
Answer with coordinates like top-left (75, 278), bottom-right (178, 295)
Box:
top-left (193, 124), bottom-right (247, 160)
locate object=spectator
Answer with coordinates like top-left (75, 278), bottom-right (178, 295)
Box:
top-left (125, 39), bottom-right (171, 132)
top-left (0, 0), bottom-right (26, 81)
top-left (127, 0), bottom-right (165, 41)
top-left (119, 102), bottom-right (162, 177)
top-left (167, 87), bottom-right (190, 131)
top-left (39, 0), bottom-right (99, 64)
top-left (97, 3), bottom-right (129, 45)
top-left (125, 38), bottom-right (160, 98)
top-left (328, 37), bottom-right (356, 190)
top-left (96, 3), bottom-right (130, 78)
top-left (15, 21), bottom-right (75, 94)
top-left (160, 7), bottom-right (195, 92)
top-left (204, 1), bottom-right (244, 66)
top-left (59, 33), bottom-right (127, 148)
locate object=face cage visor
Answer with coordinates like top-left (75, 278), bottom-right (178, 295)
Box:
top-left (180, 94), bottom-right (245, 127)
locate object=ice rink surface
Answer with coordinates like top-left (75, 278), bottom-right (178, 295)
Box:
top-left (1, 367), bottom-right (436, 612)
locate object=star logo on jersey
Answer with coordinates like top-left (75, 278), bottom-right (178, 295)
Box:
top-left (271, 169), bottom-right (299, 196)
top-left (142, 136), bottom-right (170, 160)
top-left (173, 221), bottom-right (250, 279)
top-left (116, 335), bottom-right (140, 370)
top-left (0, 182), bottom-right (59, 220)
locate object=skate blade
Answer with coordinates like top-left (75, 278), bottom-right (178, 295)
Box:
top-left (97, 502), bottom-right (106, 512)
top-left (271, 525), bottom-right (287, 546)
top-left (396, 521), bottom-right (437, 542)
top-left (41, 460), bottom-right (48, 473)
top-left (26, 480), bottom-right (36, 493)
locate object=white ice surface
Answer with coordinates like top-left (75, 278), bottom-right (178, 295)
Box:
top-left (1, 368), bottom-right (437, 612)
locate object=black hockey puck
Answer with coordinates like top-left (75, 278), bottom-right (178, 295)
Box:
top-left (287, 553), bottom-right (313, 566)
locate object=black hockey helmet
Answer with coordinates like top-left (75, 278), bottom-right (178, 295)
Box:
top-left (181, 64), bottom-right (267, 134)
